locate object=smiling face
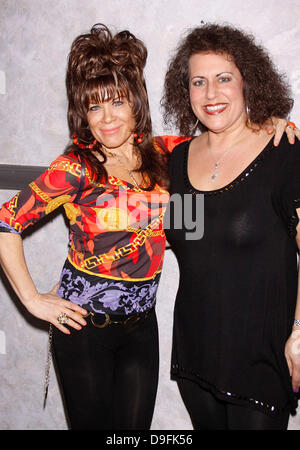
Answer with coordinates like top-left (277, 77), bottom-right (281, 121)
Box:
top-left (189, 52), bottom-right (247, 133)
top-left (87, 94), bottom-right (136, 151)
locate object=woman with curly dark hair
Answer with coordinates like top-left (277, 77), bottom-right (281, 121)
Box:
top-left (162, 24), bottom-right (300, 430)
top-left (0, 24), bottom-right (171, 430)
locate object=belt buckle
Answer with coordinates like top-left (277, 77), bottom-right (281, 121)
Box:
top-left (90, 312), bottom-right (111, 328)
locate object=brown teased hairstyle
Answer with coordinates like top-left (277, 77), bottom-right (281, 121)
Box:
top-left (161, 23), bottom-right (294, 135)
top-left (66, 24), bottom-right (168, 189)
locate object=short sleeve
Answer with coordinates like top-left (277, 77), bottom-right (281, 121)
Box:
top-left (279, 140), bottom-right (300, 237)
top-left (0, 153), bottom-right (82, 234)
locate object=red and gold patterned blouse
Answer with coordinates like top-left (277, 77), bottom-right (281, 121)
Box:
top-left (0, 136), bottom-right (189, 314)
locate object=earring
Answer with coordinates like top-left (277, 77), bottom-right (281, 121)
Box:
top-left (134, 132), bottom-right (144, 144)
top-left (191, 119), bottom-right (199, 131)
top-left (72, 133), bottom-right (97, 149)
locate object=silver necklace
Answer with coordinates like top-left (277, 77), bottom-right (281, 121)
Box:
top-left (104, 147), bottom-right (140, 188)
top-left (208, 127), bottom-right (246, 183)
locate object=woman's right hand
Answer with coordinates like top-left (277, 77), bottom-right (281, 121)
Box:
top-left (0, 234), bottom-right (87, 334)
top-left (26, 283), bottom-right (88, 334)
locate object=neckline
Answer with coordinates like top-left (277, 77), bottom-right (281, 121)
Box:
top-left (107, 175), bottom-right (145, 191)
top-left (107, 175), bottom-right (166, 193)
top-left (183, 136), bottom-right (274, 195)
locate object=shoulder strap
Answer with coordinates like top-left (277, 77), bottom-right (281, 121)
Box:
top-left (73, 153), bottom-right (86, 204)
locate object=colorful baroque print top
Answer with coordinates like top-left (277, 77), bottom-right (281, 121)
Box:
top-left (0, 136), bottom-right (188, 315)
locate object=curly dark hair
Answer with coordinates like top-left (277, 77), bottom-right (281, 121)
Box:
top-left (161, 23), bottom-right (294, 135)
top-left (66, 23), bottom-right (169, 189)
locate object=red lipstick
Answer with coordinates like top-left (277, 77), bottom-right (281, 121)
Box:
top-left (203, 103), bottom-right (228, 115)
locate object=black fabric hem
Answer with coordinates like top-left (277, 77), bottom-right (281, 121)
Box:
top-left (171, 365), bottom-right (295, 417)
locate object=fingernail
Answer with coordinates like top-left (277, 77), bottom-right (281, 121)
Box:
top-left (293, 388), bottom-right (299, 393)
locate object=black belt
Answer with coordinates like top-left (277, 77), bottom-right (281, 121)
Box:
top-left (82, 307), bottom-right (154, 328)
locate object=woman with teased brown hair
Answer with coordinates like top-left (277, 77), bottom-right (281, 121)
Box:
top-left (0, 24), bottom-right (170, 430)
top-left (162, 23), bottom-right (300, 430)
top-left (66, 24), bottom-right (168, 189)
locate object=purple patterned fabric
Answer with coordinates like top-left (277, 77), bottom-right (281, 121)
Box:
top-left (57, 259), bottom-right (160, 315)
top-left (0, 220), bottom-right (20, 233)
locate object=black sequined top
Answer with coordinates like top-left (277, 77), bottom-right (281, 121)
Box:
top-left (165, 135), bottom-right (300, 415)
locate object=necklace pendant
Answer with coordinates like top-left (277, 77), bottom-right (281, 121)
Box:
top-left (211, 163), bottom-right (219, 183)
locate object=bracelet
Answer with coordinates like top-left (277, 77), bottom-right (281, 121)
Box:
top-left (294, 320), bottom-right (300, 327)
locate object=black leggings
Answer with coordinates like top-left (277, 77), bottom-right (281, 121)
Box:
top-left (52, 310), bottom-right (159, 430)
top-left (177, 378), bottom-right (290, 430)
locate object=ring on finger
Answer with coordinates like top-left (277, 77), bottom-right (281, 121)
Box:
top-left (57, 312), bottom-right (69, 325)
top-left (286, 121), bottom-right (296, 130)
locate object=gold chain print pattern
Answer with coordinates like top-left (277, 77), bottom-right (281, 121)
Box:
top-left (76, 214), bottom-right (165, 271)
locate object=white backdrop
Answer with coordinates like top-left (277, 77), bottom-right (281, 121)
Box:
top-left (0, 0), bottom-right (300, 430)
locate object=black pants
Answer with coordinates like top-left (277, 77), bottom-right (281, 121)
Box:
top-left (177, 378), bottom-right (290, 430)
top-left (52, 310), bottom-right (159, 430)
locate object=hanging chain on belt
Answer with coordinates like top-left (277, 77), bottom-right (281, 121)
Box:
top-left (43, 323), bottom-right (53, 409)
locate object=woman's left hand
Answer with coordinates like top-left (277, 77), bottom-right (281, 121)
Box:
top-left (266, 117), bottom-right (300, 146)
top-left (285, 330), bottom-right (300, 393)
